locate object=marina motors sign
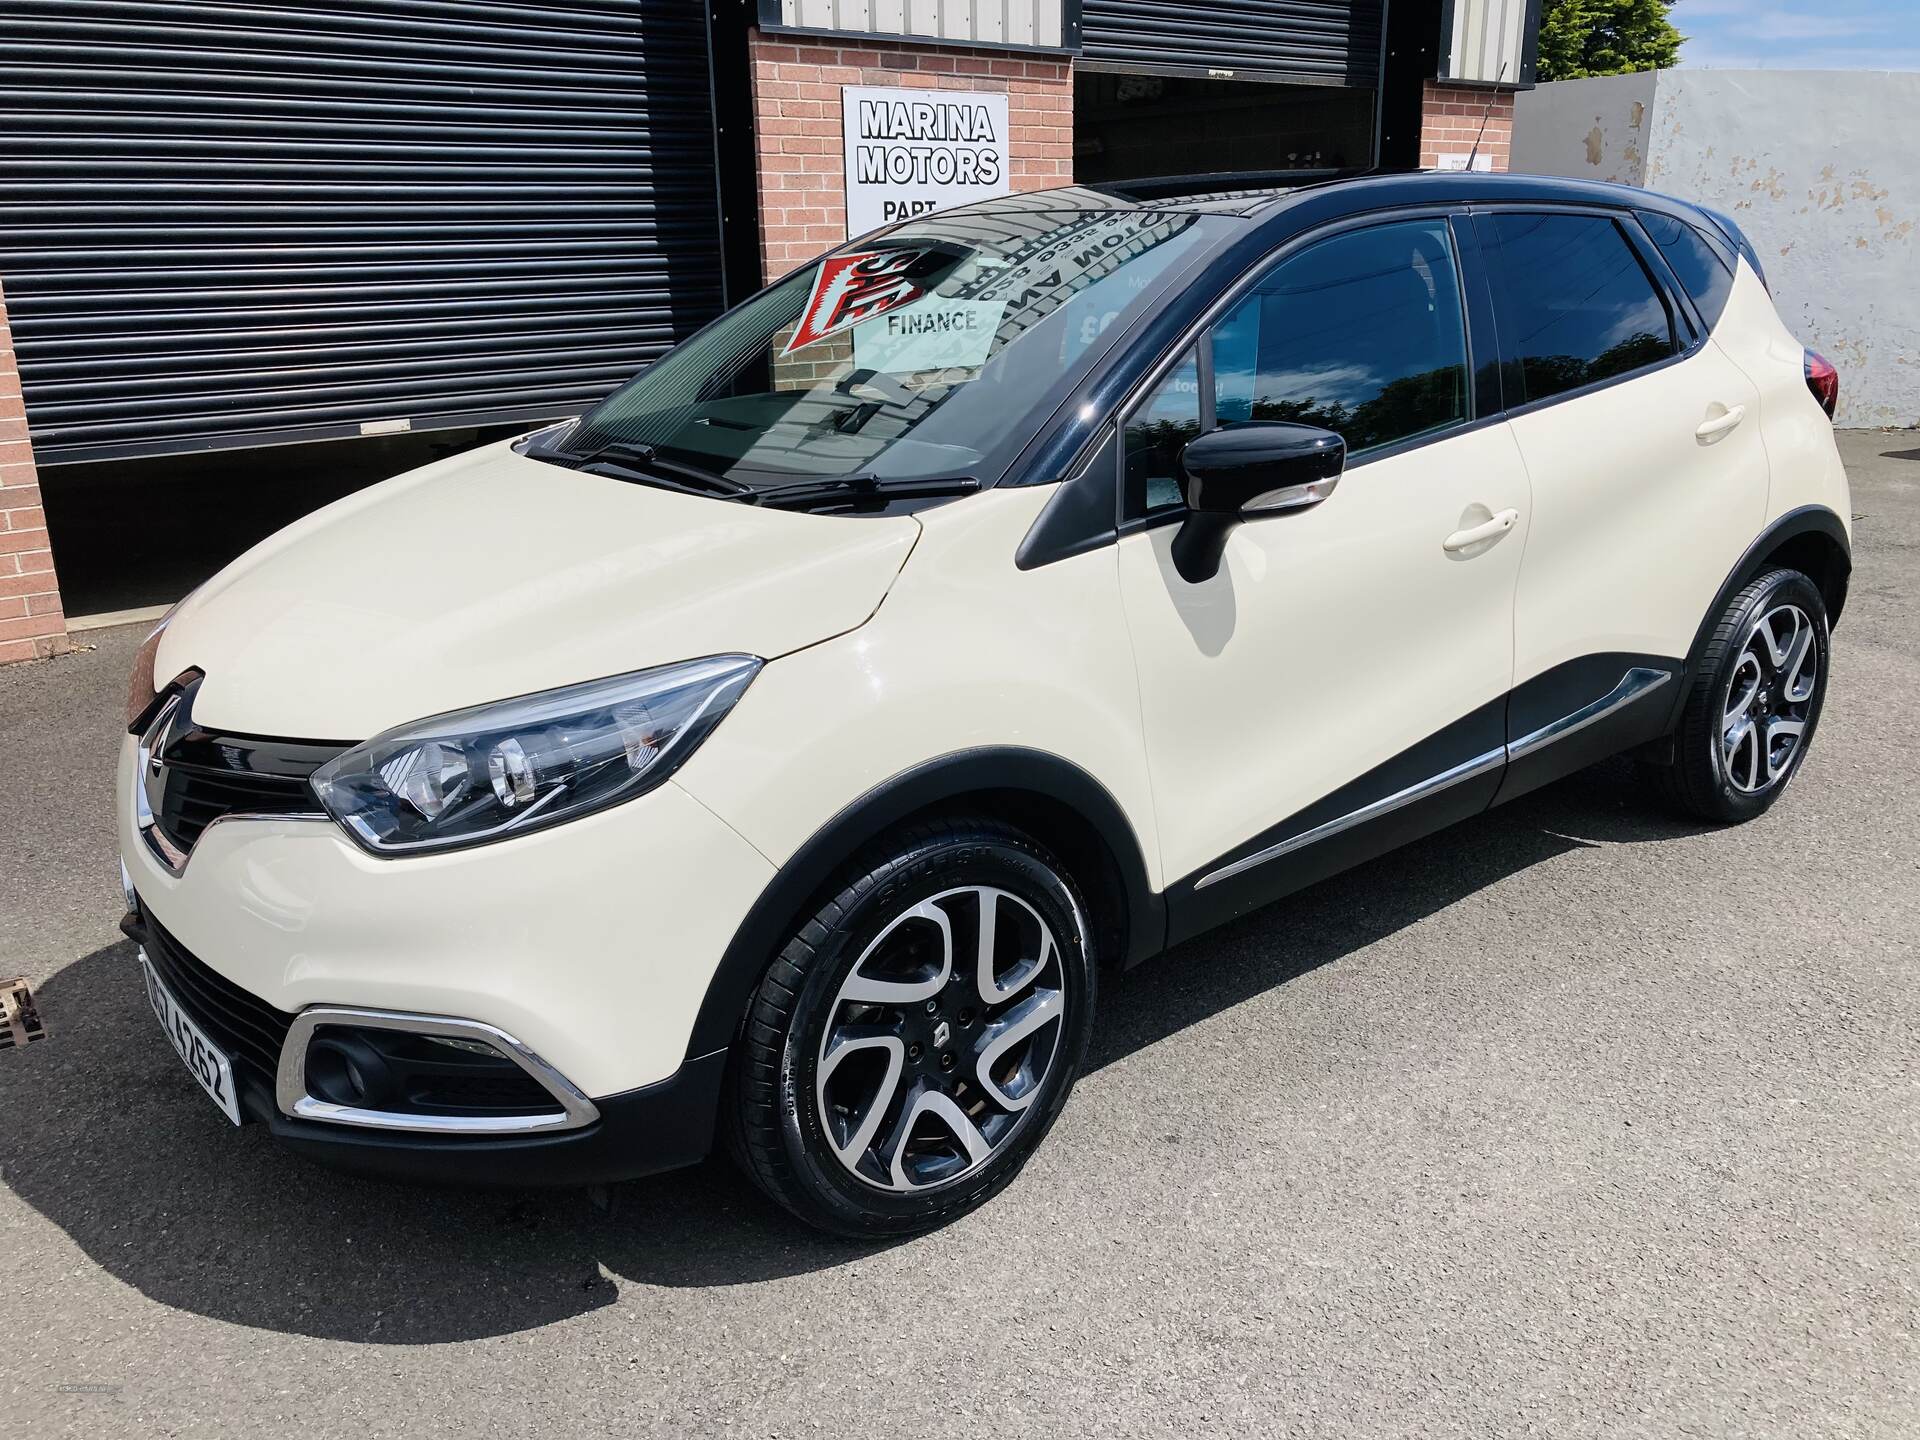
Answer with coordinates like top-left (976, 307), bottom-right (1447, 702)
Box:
top-left (841, 85), bottom-right (1011, 234)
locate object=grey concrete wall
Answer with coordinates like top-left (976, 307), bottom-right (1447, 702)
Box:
top-left (1514, 70), bottom-right (1920, 428)
top-left (1511, 70), bottom-right (1657, 185)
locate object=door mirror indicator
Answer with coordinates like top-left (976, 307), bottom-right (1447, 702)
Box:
top-left (1171, 422), bottom-right (1346, 583)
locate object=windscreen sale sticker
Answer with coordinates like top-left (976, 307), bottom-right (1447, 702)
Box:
top-left (852, 297), bottom-right (1005, 373)
top-left (782, 249), bottom-right (924, 354)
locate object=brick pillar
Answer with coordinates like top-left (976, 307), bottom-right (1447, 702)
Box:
top-left (747, 32), bottom-right (1074, 284)
top-left (0, 276), bottom-right (69, 665)
top-left (1417, 80), bottom-right (1514, 172)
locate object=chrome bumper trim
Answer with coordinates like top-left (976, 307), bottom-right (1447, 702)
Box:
top-left (275, 1006), bottom-right (601, 1135)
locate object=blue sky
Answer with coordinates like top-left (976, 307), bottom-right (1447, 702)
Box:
top-left (1677, 0), bottom-right (1920, 70)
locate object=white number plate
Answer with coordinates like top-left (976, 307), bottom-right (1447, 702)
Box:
top-left (139, 952), bottom-right (243, 1126)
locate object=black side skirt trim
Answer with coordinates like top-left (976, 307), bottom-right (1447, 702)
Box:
top-left (1167, 656), bottom-right (1686, 943)
top-left (1493, 653), bottom-right (1681, 807)
top-left (1166, 698), bottom-right (1506, 945)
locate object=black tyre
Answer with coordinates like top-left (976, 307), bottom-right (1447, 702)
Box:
top-left (727, 818), bottom-right (1096, 1237)
top-left (1653, 567), bottom-right (1830, 822)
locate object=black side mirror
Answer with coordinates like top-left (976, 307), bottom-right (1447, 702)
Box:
top-left (1171, 422), bottom-right (1346, 583)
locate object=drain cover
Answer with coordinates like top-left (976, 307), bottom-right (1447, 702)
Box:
top-left (1, 978), bottom-right (46, 1050)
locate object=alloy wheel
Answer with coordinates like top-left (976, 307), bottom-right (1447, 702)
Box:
top-left (814, 885), bottom-right (1071, 1192)
top-left (1722, 602), bottom-right (1820, 794)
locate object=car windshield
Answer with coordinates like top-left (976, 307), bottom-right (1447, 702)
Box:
top-left (560, 204), bottom-right (1215, 490)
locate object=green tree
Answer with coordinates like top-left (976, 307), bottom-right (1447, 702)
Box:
top-left (1537, 0), bottom-right (1684, 81)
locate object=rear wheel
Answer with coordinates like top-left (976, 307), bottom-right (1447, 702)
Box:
top-left (727, 818), bottom-right (1096, 1236)
top-left (1652, 568), bottom-right (1830, 822)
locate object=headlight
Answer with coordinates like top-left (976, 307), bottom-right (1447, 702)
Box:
top-left (310, 655), bottom-right (761, 855)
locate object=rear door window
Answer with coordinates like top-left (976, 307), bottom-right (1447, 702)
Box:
top-left (1482, 212), bottom-right (1678, 406)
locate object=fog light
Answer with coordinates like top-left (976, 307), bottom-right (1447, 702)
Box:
top-left (306, 1034), bottom-right (394, 1109)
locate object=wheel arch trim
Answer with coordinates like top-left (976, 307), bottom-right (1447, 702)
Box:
top-left (683, 747), bottom-right (1165, 1060)
top-left (1676, 505), bottom-right (1850, 724)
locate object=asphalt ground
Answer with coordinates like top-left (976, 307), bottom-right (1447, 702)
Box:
top-left (2, 429), bottom-right (1914, 1438)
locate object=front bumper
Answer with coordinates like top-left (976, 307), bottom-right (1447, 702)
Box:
top-left (122, 905), bottom-right (726, 1185)
top-left (118, 732), bottom-right (775, 1180)
top-left (263, 1049), bottom-right (730, 1188)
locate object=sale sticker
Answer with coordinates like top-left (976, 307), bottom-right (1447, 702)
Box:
top-left (852, 297), bottom-right (1004, 373)
top-left (782, 249), bottom-right (925, 354)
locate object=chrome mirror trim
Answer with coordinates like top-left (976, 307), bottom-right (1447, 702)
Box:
top-left (1244, 471), bottom-right (1341, 515)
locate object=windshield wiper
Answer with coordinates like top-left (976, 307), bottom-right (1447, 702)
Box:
top-left (750, 473), bottom-right (981, 512)
top-left (523, 428), bottom-right (979, 512)
top-left (568, 438), bottom-right (754, 498)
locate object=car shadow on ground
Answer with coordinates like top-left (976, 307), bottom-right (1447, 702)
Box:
top-left (2, 759), bottom-right (1707, 1344)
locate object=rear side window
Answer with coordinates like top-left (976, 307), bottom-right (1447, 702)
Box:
top-left (1484, 213), bottom-right (1677, 406)
top-left (1639, 210), bottom-right (1736, 329)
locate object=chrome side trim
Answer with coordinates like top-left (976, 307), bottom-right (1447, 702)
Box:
top-left (1194, 747), bottom-right (1507, 891)
top-left (1191, 667), bottom-right (1676, 894)
top-left (1507, 667), bottom-right (1672, 761)
top-left (275, 1006), bottom-right (601, 1135)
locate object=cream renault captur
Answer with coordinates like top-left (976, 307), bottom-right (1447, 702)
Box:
top-left (121, 173), bottom-right (1851, 1235)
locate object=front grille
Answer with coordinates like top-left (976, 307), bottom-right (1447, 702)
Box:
top-left (156, 763), bottom-right (316, 853)
top-left (140, 907), bottom-right (295, 1086)
top-left (143, 678), bottom-right (346, 856)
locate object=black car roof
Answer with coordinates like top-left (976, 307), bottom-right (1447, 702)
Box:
top-left (1004, 169), bottom-right (1720, 226)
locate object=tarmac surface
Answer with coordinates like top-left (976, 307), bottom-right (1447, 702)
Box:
top-left (3, 428), bottom-right (1914, 1437)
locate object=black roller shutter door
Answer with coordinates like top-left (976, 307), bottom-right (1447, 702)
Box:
top-left (0, 0), bottom-right (727, 465)
top-left (1079, 1), bottom-right (1384, 87)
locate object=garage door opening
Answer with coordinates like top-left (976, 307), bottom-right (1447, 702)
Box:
top-left (44, 428), bottom-right (522, 623)
top-left (1073, 72), bottom-right (1378, 184)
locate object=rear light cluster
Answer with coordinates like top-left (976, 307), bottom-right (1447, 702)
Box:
top-left (1804, 349), bottom-right (1839, 418)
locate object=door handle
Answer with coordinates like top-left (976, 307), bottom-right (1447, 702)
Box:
top-left (1695, 404), bottom-right (1747, 441)
top-left (1442, 508), bottom-right (1519, 553)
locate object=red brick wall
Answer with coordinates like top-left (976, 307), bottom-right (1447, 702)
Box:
top-left (748, 31), bottom-right (1073, 283)
top-left (0, 276), bottom-right (68, 665)
top-left (1418, 81), bottom-right (1514, 172)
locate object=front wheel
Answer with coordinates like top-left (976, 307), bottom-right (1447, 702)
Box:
top-left (1652, 567), bottom-right (1831, 822)
top-left (727, 818), bottom-right (1096, 1236)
